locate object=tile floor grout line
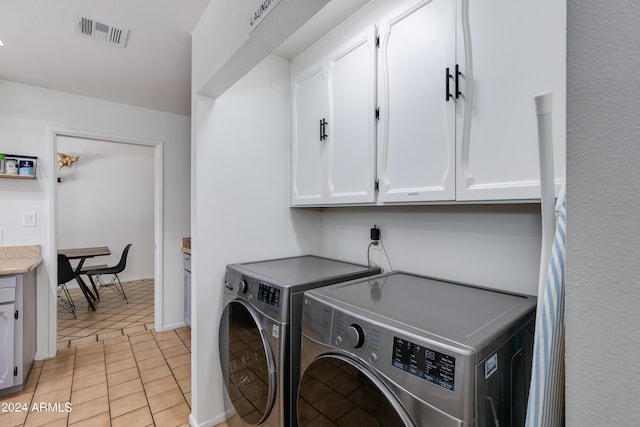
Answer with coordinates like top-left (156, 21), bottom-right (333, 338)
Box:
top-left (121, 331), bottom-right (156, 427)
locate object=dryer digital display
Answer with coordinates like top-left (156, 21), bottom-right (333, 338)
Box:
top-left (392, 336), bottom-right (456, 391)
top-left (258, 283), bottom-right (281, 307)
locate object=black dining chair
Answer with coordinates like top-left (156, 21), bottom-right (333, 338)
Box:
top-left (85, 244), bottom-right (132, 303)
top-left (57, 254), bottom-right (77, 319)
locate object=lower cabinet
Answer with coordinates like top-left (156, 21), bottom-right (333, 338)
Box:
top-left (0, 296), bottom-right (15, 390)
top-left (183, 253), bottom-right (191, 327)
top-left (0, 272), bottom-right (36, 396)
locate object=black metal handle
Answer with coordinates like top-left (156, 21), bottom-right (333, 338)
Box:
top-left (320, 118), bottom-right (328, 141)
top-left (455, 64), bottom-right (461, 99)
top-left (446, 67), bottom-right (452, 101)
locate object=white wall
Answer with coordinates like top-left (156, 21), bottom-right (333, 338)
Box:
top-left (566, 1), bottom-right (640, 425)
top-left (0, 115), bottom-right (49, 246)
top-left (316, 204), bottom-right (541, 295)
top-left (191, 55), bottom-right (319, 426)
top-left (0, 80), bottom-right (190, 358)
top-left (57, 135), bottom-right (155, 282)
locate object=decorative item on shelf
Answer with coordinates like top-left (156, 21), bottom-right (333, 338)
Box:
top-left (19, 159), bottom-right (34, 176)
top-left (5, 157), bottom-right (19, 174)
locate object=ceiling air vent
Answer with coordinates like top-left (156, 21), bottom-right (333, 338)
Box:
top-left (74, 14), bottom-right (129, 48)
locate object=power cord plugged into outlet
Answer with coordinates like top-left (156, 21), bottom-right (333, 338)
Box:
top-left (370, 225), bottom-right (380, 245)
top-left (367, 225), bottom-right (392, 272)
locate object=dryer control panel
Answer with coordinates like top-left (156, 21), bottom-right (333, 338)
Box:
top-left (224, 268), bottom-right (289, 322)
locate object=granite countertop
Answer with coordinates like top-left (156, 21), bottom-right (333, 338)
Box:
top-left (0, 245), bottom-right (43, 275)
top-left (182, 237), bottom-right (191, 255)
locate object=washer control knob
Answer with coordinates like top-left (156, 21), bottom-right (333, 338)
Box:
top-left (345, 324), bottom-right (365, 349)
top-left (239, 279), bottom-right (249, 294)
top-left (335, 336), bottom-right (343, 346)
top-left (369, 353), bottom-right (378, 364)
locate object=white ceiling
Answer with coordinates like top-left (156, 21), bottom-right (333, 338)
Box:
top-left (0, 0), bottom-right (211, 117)
top-left (0, 0), bottom-right (372, 117)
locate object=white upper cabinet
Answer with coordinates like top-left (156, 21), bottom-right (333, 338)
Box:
top-left (291, 27), bottom-right (377, 206)
top-left (377, 0), bottom-right (456, 202)
top-left (290, 0), bottom-right (565, 206)
top-left (292, 65), bottom-right (326, 205)
top-left (455, 0), bottom-right (566, 201)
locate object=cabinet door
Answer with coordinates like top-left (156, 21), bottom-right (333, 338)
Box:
top-left (325, 27), bottom-right (377, 204)
top-left (377, 0), bottom-right (456, 203)
top-left (0, 303), bottom-right (15, 390)
top-left (184, 270), bottom-right (191, 327)
top-left (455, 0), bottom-right (566, 201)
top-left (291, 64), bottom-right (326, 205)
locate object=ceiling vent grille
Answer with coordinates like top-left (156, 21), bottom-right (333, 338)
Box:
top-left (74, 14), bottom-right (129, 48)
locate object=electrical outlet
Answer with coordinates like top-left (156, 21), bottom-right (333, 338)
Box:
top-left (23, 211), bottom-right (36, 227)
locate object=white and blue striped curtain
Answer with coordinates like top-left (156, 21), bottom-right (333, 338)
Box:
top-left (526, 194), bottom-right (566, 427)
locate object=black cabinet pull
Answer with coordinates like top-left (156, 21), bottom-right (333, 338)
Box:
top-left (455, 64), bottom-right (461, 99)
top-left (319, 118), bottom-right (328, 141)
top-left (446, 67), bottom-right (452, 101)
top-left (446, 66), bottom-right (462, 101)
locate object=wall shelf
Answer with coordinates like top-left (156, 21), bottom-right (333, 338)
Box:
top-left (0, 154), bottom-right (37, 179)
top-left (0, 173), bottom-right (37, 180)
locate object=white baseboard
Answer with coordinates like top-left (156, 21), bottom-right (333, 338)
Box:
top-left (189, 411), bottom-right (230, 427)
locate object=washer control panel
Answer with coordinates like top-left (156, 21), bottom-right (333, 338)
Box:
top-left (330, 306), bottom-right (460, 394)
top-left (392, 336), bottom-right (456, 391)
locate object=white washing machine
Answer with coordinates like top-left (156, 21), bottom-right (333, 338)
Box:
top-left (219, 255), bottom-right (380, 427)
top-left (298, 272), bottom-right (536, 426)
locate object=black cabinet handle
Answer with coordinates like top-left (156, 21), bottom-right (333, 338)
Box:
top-left (455, 64), bottom-right (461, 99)
top-left (446, 67), bottom-right (452, 101)
top-left (446, 66), bottom-right (462, 101)
top-left (319, 118), bottom-right (328, 141)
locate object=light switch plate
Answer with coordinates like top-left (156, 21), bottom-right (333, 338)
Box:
top-left (23, 211), bottom-right (36, 227)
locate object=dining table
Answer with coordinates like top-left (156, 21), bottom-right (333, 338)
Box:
top-left (58, 246), bottom-right (111, 311)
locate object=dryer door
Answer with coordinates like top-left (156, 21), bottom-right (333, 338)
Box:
top-left (219, 300), bottom-right (277, 425)
top-left (297, 355), bottom-right (415, 427)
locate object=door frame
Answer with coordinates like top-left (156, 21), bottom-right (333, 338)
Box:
top-left (47, 127), bottom-right (164, 356)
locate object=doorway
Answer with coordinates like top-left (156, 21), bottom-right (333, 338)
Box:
top-left (49, 128), bottom-right (164, 351)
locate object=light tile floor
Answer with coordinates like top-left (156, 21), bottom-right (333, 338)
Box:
top-left (0, 279), bottom-right (192, 427)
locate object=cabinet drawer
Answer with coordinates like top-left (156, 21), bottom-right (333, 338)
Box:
top-left (0, 287), bottom-right (15, 303)
top-left (0, 276), bottom-right (17, 288)
top-left (0, 276), bottom-right (16, 303)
